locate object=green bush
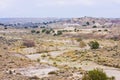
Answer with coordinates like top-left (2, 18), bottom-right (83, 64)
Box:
top-left (88, 41), bottom-right (99, 49)
top-left (86, 22), bottom-right (90, 25)
top-left (98, 30), bottom-right (102, 32)
top-left (31, 30), bottom-right (36, 33)
top-left (53, 33), bottom-right (57, 36)
top-left (57, 31), bottom-right (62, 35)
top-left (36, 31), bottom-right (40, 34)
top-left (104, 29), bottom-right (108, 32)
top-left (46, 30), bottom-right (50, 34)
top-left (93, 26), bottom-right (97, 28)
top-left (82, 69), bottom-right (114, 80)
top-left (42, 29), bottom-right (46, 33)
top-left (48, 71), bottom-right (57, 75)
top-left (76, 38), bottom-right (82, 42)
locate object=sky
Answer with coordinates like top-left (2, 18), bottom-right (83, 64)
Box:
top-left (0, 0), bottom-right (120, 18)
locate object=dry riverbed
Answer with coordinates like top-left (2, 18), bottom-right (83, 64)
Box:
top-left (25, 50), bottom-right (120, 80)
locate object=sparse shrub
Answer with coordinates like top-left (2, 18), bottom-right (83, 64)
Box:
top-left (102, 26), bottom-right (105, 28)
top-left (4, 27), bottom-right (8, 29)
top-left (77, 30), bottom-right (79, 32)
top-left (74, 28), bottom-right (77, 32)
top-left (111, 36), bottom-right (119, 41)
top-left (93, 26), bottom-right (97, 28)
top-left (53, 62), bottom-right (57, 65)
top-left (40, 26), bottom-right (45, 28)
top-left (9, 70), bottom-right (13, 74)
top-left (23, 40), bottom-right (35, 47)
top-left (63, 30), bottom-right (68, 32)
top-left (104, 29), bottom-right (108, 31)
top-left (31, 30), bottom-right (36, 33)
top-left (109, 76), bottom-right (115, 80)
top-left (36, 31), bottom-right (40, 34)
top-left (46, 30), bottom-right (50, 34)
top-left (41, 54), bottom-right (46, 57)
top-left (0, 55), bottom-right (2, 57)
top-left (29, 76), bottom-right (39, 79)
top-left (52, 30), bottom-right (55, 33)
top-left (82, 25), bottom-right (87, 26)
top-left (76, 38), bottom-right (82, 42)
top-left (92, 21), bottom-right (95, 24)
top-left (53, 31), bottom-right (63, 36)
top-left (88, 41), bottom-right (99, 49)
top-left (42, 29), bottom-right (46, 33)
top-left (69, 30), bottom-right (72, 32)
top-left (82, 69), bottom-right (113, 80)
top-left (24, 27), bottom-right (28, 29)
top-left (79, 41), bottom-right (86, 48)
top-left (20, 46), bottom-right (26, 48)
top-left (86, 22), bottom-right (90, 25)
top-left (57, 31), bottom-right (62, 35)
top-left (48, 71), bottom-right (57, 75)
top-left (37, 59), bottom-right (40, 62)
top-left (53, 33), bottom-right (57, 36)
top-left (98, 30), bottom-right (102, 32)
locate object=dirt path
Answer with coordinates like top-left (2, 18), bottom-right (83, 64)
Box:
top-left (13, 65), bottom-right (58, 78)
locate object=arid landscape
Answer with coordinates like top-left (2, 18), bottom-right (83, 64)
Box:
top-left (0, 17), bottom-right (120, 80)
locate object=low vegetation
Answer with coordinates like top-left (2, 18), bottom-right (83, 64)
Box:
top-left (82, 69), bottom-right (115, 80)
top-left (88, 41), bottom-right (99, 49)
top-left (0, 18), bottom-right (120, 80)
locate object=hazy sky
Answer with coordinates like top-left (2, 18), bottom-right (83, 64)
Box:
top-left (0, 0), bottom-right (120, 18)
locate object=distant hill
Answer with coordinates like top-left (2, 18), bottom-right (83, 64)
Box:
top-left (0, 17), bottom-right (120, 28)
top-left (0, 18), bottom-right (63, 24)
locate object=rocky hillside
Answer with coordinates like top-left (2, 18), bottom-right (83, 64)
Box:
top-left (0, 17), bottom-right (120, 28)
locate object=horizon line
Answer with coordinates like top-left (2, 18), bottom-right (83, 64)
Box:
top-left (0, 16), bottom-right (120, 19)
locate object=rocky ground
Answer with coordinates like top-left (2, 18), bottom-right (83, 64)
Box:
top-left (0, 28), bottom-right (120, 80)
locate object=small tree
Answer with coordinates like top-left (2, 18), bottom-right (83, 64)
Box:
top-left (88, 41), bottom-right (99, 49)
